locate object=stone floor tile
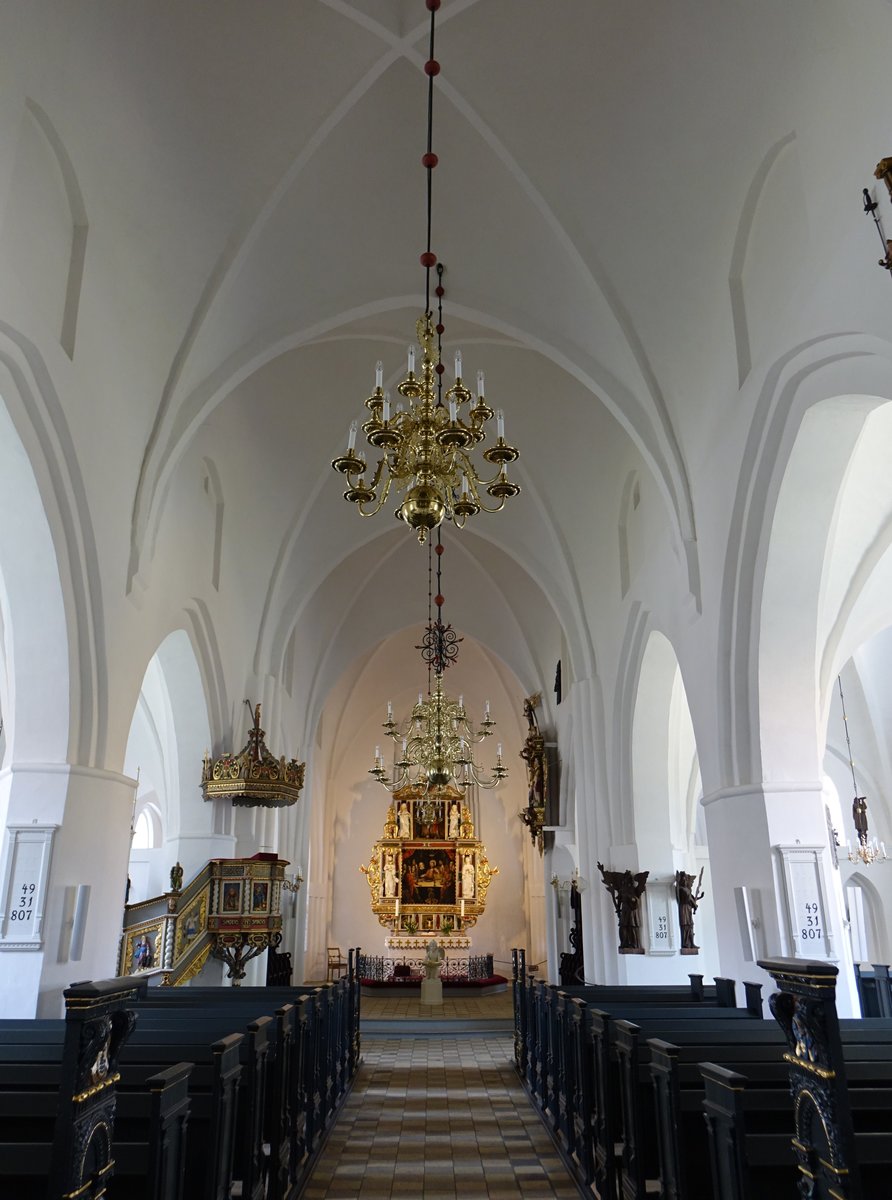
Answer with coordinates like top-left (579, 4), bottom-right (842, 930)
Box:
top-left (301, 1006), bottom-right (576, 1200)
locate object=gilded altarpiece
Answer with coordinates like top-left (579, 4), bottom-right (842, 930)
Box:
top-left (361, 783), bottom-right (497, 957)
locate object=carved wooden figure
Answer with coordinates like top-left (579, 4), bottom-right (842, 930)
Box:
top-left (674, 868), bottom-right (705, 954)
top-left (598, 863), bottom-right (648, 953)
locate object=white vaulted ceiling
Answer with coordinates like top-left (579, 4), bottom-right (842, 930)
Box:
top-left (1, 0), bottom-right (891, 752)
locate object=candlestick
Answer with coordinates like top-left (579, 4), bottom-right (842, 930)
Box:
top-left (375, 360), bottom-right (383, 390)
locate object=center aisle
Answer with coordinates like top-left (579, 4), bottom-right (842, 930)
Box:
top-left (302, 1032), bottom-right (580, 1199)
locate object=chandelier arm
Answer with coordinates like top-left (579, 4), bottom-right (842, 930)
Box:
top-left (356, 497), bottom-right (390, 518)
top-left (368, 456), bottom-right (389, 493)
top-left (472, 466), bottom-right (518, 490)
top-left (471, 496), bottom-right (508, 515)
top-left (355, 472), bottom-right (393, 518)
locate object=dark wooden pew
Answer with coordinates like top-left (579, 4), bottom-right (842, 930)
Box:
top-left (0, 1062), bottom-right (192, 1200)
top-left (132, 984), bottom-right (355, 1180)
top-left (651, 1022), bottom-right (892, 1200)
top-left (130, 972), bottom-right (360, 1197)
top-left (0, 965), bottom-right (361, 1200)
top-left (0, 976), bottom-right (178, 1200)
top-left (127, 994), bottom-right (325, 1200)
top-left (121, 1021), bottom-right (268, 1200)
top-left (701, 1062), bottom-right (892, 1199)
top-left (623, 1017), bottom-right (892, 1200)
top-left (0, 1027), bottom-right (239, 1200)
top-left (699, 958), bottom-right (892, 1200)
top-left (601, 1010), bottom-right (771, 1200)
top-left (510, 957), bottom-right (763, 1200)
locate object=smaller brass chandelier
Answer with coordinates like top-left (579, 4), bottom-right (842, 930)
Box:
top-left (371, 674), bottom-right (507, 794)
top-left (838, 675), bottom-right (887, 866)
top-left (331, 0), bottom-right (520, 543)
top-left (370, 534), bottom-right (507, 796)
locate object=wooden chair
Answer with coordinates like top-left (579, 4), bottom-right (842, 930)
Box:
top-left (327, 947), bottom-right (346, 981)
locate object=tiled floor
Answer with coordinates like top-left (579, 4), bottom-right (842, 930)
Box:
top-left (360, 991), bottom-right (514, 1021)
top-left (302, 1018), bottom-right (579, 1199)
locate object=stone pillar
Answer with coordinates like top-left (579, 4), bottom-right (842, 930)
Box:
top-left (703, 782), bottom-right (859, 1017)
top-left (0, 763), bottom-right (136, 1017)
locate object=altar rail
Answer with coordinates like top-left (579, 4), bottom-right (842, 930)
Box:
top-left (358, 953), bottom-right (494, 981)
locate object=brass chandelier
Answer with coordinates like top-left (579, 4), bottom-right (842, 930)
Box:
top-left (838, 675), bottom-right (887, 866)
top-left (369, 535), bottom-right (507, 796)
top-left (332, 0), bottom-right (520, 544)
top-left (370, 674), bottom-right (507, 793)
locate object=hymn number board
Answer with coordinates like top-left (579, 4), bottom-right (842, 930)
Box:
top-left (0, 825), bottom-right (56, 949)
top-left (776, 844), bottom-right (834, 961)
top-left (646, 883), bottom-right (675, 955)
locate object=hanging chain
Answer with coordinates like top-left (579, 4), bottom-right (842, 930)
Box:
top-left (837, 674), bottom-right (860, 796)
top-left (417, 532), bottom-right (462, 673)
top-left (422, 1), bottom-right (439, 314)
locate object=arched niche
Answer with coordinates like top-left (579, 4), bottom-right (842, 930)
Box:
top-left (631, 631), bottom-right (698, 867)
top-left (844, 871), bottom-right (887, 966)
top-left (123, 629), bottom-right (228, 901)
top-left (759, 396), bottom-right (892, 781)
top-left (822, 635), bottom-right (892, 965)
top-left (627, 629), bottom-right (717, 981)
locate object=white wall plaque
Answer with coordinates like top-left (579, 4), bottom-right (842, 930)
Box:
top-left (0, 824), bottom-right (57, 950)
top-left (646, 882), bottom-right (675, 955)
top-left (775, 844), bottom-right (834, 960)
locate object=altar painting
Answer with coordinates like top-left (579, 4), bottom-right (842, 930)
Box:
top-left (400, 844), bottom-right (456, 906)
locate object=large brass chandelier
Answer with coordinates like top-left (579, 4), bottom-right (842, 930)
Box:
top-left (332, 0), bottom-right (520, 544)
top-left (370, 536), bottom-right (507, 796)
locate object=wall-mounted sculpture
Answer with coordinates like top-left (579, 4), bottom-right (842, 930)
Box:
top-left (519, 693), bottom-right (547, 853)
top-left (674, 868), bottom-right (705, 954)
top-left (598, 863), bottom-right (648, 954)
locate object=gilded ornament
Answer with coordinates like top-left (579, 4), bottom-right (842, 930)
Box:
top-left (201, 702), bottom-right (305, 809)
